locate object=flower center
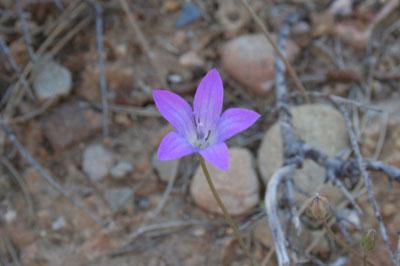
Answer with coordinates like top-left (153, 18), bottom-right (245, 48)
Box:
top-left (193, 116), bottom-right (212, 149)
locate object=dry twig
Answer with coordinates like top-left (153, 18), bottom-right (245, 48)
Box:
top-left (259, 8), bottom-right (400, 266)
top-left (339, 104), bottom-right (395, 264)
top-left (265, 164), bottom-right (296, 266)
top-left (93, 1), bottom-right (109, 137)
top-left (148, 173), bottom-right (176, 219)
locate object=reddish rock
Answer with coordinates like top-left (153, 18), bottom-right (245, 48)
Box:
top-left (333, 22), bottom-right (369, 50)
top-left (190, 148), bottom-right (260, 216)
top-left (42, 102), bottom-right (101, 152)
top-left (221, 34), bottom-right (299, 95)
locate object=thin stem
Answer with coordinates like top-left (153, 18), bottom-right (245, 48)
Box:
top-left (199, 158), bottom-right (258, 266)
top-left (363, 252), bottom-right (367, 266)
top-left (323, 222), bottom-right (376, 266)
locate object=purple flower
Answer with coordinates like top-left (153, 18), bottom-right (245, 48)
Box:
top-left (153, 69), bottom-right (260, 171)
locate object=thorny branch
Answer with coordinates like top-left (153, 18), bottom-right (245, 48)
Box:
top-left (258, 9), bottom-right (400, 266)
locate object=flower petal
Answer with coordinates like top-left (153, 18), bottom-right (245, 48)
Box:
top-left (153, 89), bottom-right (195, 137)
top-left (158, 131), bottom-right (196, 160)
top-left (193, 69), bottom-right (223, 130)
top-left (200, 142), bottom-right (229, 171)
top-left (217, 108), bottom-right (261, 142)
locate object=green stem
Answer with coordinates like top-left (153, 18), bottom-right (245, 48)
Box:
top-left (323, 222), bottom-right (376, 266)
top-left (199, 158), bottom-right (258, 266)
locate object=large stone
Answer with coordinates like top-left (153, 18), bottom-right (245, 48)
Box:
top-left (258, 104), bottom-right (349, 203)
top-left (33, 59), bottom-right (72, 100)
top-left (190, 148), bottom-right (260, 216)
top-left (221, 34), bottom-right (299, 95)
top-left (83, 144), bottom-right (114, 182)
top-left (42, 102), bottom-right (101, 151)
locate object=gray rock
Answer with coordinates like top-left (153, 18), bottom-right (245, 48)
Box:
top-left (190, 148), bottom-right (260, 216)
top-left (153, 157), bottom-right (179, 182)
top-left (33, 59), bottom-right (72, 100)
top-left (42, 102), bottom-right (102, 151)
top-left (258, 104), bottom-right (349, 203)
top-left (111, 160), bottom-right (133, 179)
top-left (105, 187), bottom-right (133, 213)
top-left (83, 144), bottom-right (114, 182)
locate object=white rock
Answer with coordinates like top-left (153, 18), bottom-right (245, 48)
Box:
top-left (33, 59), bottom-right (72, 100)
top-left (52, 216), bottom-right (66, 231)
top-left (4, 209), bottom-right (17, 223)
top-left (190, 148), bottom-right (260, 216)
top-left (83, 144), bottom-right (114, 182)
top-left (110, 160), bottom-right (133, 179)
top-left (258, 104), bottom-right (349, 203)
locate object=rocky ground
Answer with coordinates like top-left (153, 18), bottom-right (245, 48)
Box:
top-left (1, 0), bottom-right (400, 265)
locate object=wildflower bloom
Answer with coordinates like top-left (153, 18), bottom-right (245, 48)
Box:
top-left (153, 69), bottom-right (260, 171)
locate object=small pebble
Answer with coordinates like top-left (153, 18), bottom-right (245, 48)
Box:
top-left (175, 2), bottom-right (202, 28)
top-left (111, 160), bottom-right (134, 179)
top-left (33, 58), bottom-right (72, 101)
top-left (52, 216), bottom-right (66, 231)
top-left (83, 144), bottom-right (114, 182)
top-left (135, 196), bottom-right (150, 211)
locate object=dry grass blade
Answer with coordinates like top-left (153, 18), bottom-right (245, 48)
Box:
top-left (3, 1), bottom-right (88, 120)
top-left (0, 157), bottom-right (35, 220)
top-left (240, 0), bottom-right (309, 102)
top-left (119, 0), bottom-right (166, 87)
top-left (93, 1), bottom-right (109, 137)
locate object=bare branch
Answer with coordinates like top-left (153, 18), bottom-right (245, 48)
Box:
top-left (257, 5), bottom-right (400, 265)
top-left (365, 160), bottom-right (400, 182)
top-left (265, 164), bottom-right (296, 266)
top-left (339, 104), bottom-right (396, 264)
top-left (284, 179), bottom-right (301, 233)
